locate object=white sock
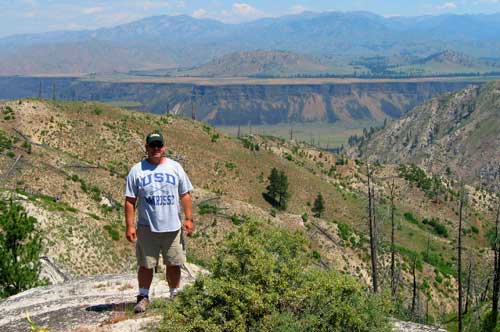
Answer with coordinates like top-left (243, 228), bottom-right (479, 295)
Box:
top-left (169, 288), bottom-right (179, 297)
top-left (139, 288), bottom-right (149, 297)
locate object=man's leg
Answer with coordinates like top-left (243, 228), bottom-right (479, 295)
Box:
top-left (164, 229), bottom-right (185, 298)
top-left (166, 265), bottom-right (181, 297)
top-left (138, 266), bottom-right (154, 289)
top-left (134, 226), bottom-right (157, 313)
top-left (134, 266), bottom-right (153, 313)
top-left (166, 265), bottom-right (181, 288)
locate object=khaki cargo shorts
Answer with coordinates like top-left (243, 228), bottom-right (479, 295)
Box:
top-left (136, 225), bottom-right (186, 268)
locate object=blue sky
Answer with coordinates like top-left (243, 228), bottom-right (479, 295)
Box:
top-left (1, 0), bottom-right (500, 37)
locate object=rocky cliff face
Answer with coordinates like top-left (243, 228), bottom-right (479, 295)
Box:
top-left (0, 77), bottom-right (473, 125)
top-left (350, 81), bottom-right (500, 189)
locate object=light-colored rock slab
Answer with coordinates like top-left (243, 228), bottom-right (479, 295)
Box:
top-left (0, 263), bottom-right (204, 332)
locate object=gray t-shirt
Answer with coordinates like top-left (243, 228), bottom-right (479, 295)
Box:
top-left (125, 158), bottom-right (193, 233)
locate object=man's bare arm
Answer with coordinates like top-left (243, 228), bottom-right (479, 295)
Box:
top-left (125, 196), bottom-right (137, 242)
top-left (180, 192), bottom-right (194, 236)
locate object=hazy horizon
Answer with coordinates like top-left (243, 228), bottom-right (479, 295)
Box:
top-left (2, 0), bottom-right (500, 38)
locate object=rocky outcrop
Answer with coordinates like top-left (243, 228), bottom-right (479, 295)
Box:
top-left (0, 263), bottom-right (204, 332)
top-left (392, 320), bottom-right (447, 332)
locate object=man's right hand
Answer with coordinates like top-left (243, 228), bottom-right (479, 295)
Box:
top-left (126, 226), bottom-right (137, 242)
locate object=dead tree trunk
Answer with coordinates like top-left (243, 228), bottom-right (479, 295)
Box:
top-left (482, 278), bottom-right (491, 303)
top-left (464, 253), bottom-right (473, 315)
top-left (412, 257), bottom-right (417, 317)
top-left (367, 163), bottom-right (378, 293)
top-left (389, 177), bottom-right (397, 297)
top-left (458, 187), bottom-right (465, 332)
top-left (493, 198), bottom-right (500, 322)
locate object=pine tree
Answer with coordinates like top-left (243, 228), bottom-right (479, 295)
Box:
top-left (0, 200), bottom-right (43, 298)
top-left (266, 168), bottom-right (290, 211)
top-left (266, 168), bottom-right (280, 202)
top-left (276, 170), bottom-right (289, 210)
top-left (312, 192), bottom-right (325, 218)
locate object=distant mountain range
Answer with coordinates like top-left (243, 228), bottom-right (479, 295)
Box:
top-left (350, 81), bottom-right (500, 189)
top-left (1, 11), bottom-right (500, 76)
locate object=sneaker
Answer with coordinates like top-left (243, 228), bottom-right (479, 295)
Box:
top-left (169, 289), bottom-right (178, 299)
top-left (134, 295), bottom-right (150, 313)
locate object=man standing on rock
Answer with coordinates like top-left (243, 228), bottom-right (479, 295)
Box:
top-left (125, 132), bottom-right (194, 313)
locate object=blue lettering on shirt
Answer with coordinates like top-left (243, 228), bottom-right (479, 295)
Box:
top-left (144, 194), bottom-right (176, 206)
top-left (141, 173), bottom-right (176, 187)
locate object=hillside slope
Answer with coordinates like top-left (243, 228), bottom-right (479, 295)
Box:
top-left (177, 50), bottom-right (330, 77)
top-left (0, 40), bottom-right (176, 76)
top-left (350, 81), bottom-right (500, 190)
top-left (394, 50), bottom-right (500, 75)
top-left (0, 98), bottom-right (497, 329)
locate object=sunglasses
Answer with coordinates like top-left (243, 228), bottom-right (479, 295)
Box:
top-left (148, 143), bottom-right (164, 149)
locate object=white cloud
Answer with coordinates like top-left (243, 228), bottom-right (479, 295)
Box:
top-left (232, 3), bottom-right (263, 17)
top-left (65, 23), bottom-right (85, 30)
top-left (82, 7), bottom-right (104, 15)
top-left (137, 1), bottom-right (171, 11)
top-left (437, 2), bottom-right (458, 10)
top-left (23, 11), bottom-right (36, 18)
top-left (192, 8), bottom-right (207, 18)
top-left (22, 0), bottom-right (37, 6)
top-left (290, 5), bottom-right (306, 14)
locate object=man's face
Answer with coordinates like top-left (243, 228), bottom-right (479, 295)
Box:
top-left (146, 141), bottom-right (166, 158)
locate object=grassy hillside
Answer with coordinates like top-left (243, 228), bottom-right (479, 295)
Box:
top-left (0, 98), bottom-right (497, 327)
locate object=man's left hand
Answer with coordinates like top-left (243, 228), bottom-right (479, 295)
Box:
top-left (183, 219), bottom-right (195, 236)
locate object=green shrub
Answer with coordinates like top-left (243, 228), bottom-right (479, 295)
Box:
top-left (210, 133), bottom-right (220, 143)
top-left (0, 200), bottom-right (44, 298)
top-left (0, 130), bottom-right (12, 152)
top-left (159, 222), bottom-right (391, 332)
top-left (225, 162), bottom-right (236, 170)
top-left (422, 218), bottom-right (448, 238)
top-left (230, 214), bottom-right (247, 225)
top-left (239, 136), bottom-right (259, 151)
top-left (198, 203), bottom-right (219, 215)
top-left (403, 212), bottom-right (419, 224)
top-left (422, 250), bottom-right (454, 277)
top-left (104, 225), bottom-right (120, 241)
top-left (481, 310), bottom-right (497, 332)
top-left (337, 222), bottom-right (352, 241)
top-left (90, 186), bottom-right (102, 202)
top-left (394, 245), bottom-right (423, 271)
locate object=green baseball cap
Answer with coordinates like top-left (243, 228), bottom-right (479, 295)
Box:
top-left (146, 132), bottom-right (164, 145)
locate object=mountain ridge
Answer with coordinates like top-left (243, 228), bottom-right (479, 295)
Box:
top-left (349, 81), bottom-right (500, 190)
top-left (1, 11), bottom-right (500, 75)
